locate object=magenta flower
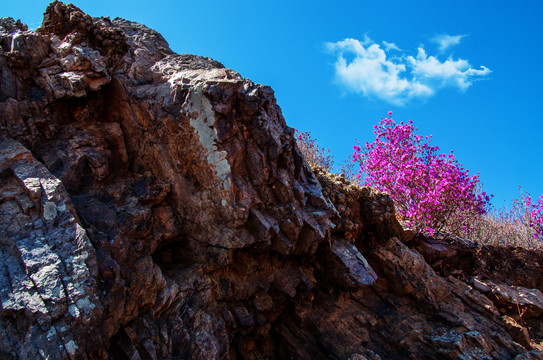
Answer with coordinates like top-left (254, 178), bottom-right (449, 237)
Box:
top-left (352, 113), bottom-right (491, 236)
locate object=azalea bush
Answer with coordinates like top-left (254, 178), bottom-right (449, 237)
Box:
top-left (295, 113), bottom-right (542, 246)
top-left (525, 193), bottom-right (543, 240)
top-left (352, 112), bottom-right (491, 236)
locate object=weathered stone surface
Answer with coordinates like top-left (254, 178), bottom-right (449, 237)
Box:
top-left (1, 2), bottom-right (542, 360)
top-left (480, 279), bottom-right (543, 317)
top-left (318, 238), bottom-right (377, 289)
top-left (0, 138), bottom-right (102, 359)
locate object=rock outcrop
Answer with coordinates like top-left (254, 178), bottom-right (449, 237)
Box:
top-left (1, 2), bottom-right (542, 359)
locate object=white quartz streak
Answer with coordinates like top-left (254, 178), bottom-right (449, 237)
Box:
top-left (185, 85), bottom-right (231, 190)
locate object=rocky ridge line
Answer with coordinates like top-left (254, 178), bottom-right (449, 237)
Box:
top-left (1, 2), bottom-right (542, 359)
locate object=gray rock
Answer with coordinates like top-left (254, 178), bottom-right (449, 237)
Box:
top-left (0, 138), bottom-right (102, 359)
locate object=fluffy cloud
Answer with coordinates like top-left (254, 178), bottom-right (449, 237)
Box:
top-left (407, 48), bottom-right (491, 90)
top-left (431, 34), bottom-right (466, 53)
top-left (326, 36), bottom-right (491, 105)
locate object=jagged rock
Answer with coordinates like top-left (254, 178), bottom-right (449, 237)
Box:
top-left (318, 238), bottom-right (377, 289)
top-left (473, 275), bottom-right (492, 293)
top-left (1, 2), bottom-right (543, 360)
top-left (476, 279), bottom-right (543, 318)
top-left (0, 138), bottom-right (103, 359)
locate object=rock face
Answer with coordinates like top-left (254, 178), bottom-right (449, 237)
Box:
top-left (0, 2), bottom-right (542, 359)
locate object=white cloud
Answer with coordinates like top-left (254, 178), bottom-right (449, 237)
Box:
top-left (326, 39), bottom-right (432, 105)
top-left (407, 48), bottom-right (492, 90)
top-left (431, 34), bottom-right (466, 53)
top-left (326, 36), bottom-right (491, 106)
top-left (382, 41), bottom-right (401, 51)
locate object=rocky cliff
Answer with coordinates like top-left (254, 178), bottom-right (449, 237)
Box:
top-left (1, 2), bottom-right (542, 359)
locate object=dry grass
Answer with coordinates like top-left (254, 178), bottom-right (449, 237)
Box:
top-left (294, 130), bottom-right (334, 172)
top-left (449, 190), bottom-right (542, 250)
top-left (461, 210), bottom-right (543, 250)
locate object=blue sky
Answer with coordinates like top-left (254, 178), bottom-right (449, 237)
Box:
top-left (2, 0), bottom-right (542, 207)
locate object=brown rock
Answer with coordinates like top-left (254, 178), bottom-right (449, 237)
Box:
top-left (1, 3), bottom-right (542, 360)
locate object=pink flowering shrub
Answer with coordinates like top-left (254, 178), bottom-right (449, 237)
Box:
top-left (352, 113), bottom-right (491, 236)
top-left (295, 114), bottom-right (541, 247)
top-left (526, 194), bottom-right (543, 240)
